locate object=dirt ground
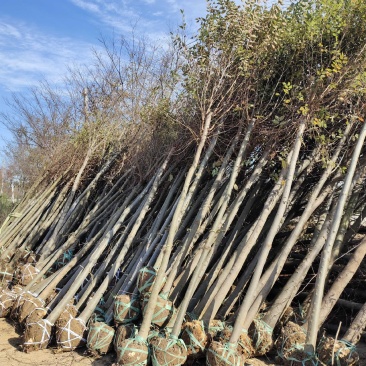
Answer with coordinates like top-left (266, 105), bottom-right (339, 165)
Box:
top-left (0, 318), bottom-right (113, 366)
top-left (0, 318), bottom-right (365, 366)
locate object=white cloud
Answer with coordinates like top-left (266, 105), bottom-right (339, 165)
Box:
top-left (69, 0), bottom-right (209, 39)
top-left (0, 19), bottom-right (95, 92)
top-left (0, 22), bottom-right (22, 39)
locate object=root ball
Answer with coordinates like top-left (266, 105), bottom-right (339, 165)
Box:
top-left (87, 321), bottom-right (115, 355)
top-left (206, 340), bottom-right (244, 366)
top-left (0, 261), bottom-right (14, 283)
top-left (142, 294), bottom-right (175, 327)
top-left (55, 304), bottom-right (78, 328)
top-left (208, 320), bottom-right (225, 338)
top-left (0, 289), bottom-right (18, 317)
top-left (150, 336), bottom-right (187, 366)
top-left (56, 317), bottom-right (87, 351)
top-left (18, 295), bottom-right (44, 324)
top-left (215, 326), bottom-right (233, 343)
top-left (276, 321), bottom-right (316, 366)
top-left (114, 324), bottom-right (136, 353)
top-left (25, 307), bottom-right (48, 326)
top-left (114, 294), bottom-right (141, 324)
top-left (10, 291), bottom-right (34, 320)
top-left (138, 266), bottom-right (157, 294)
top-left (238, 331), bottom-right (255, 360)
top-left (15, 264), bottom-right (39, 286)
top-left (317, 337), bottom-right (359, 366)
top-left (181, 320), bottom-right (208, 358)
top-left (116, 337), bottom-right (149, 366)
top-left (248, 319), bottom-right (273, 356)
top-left (22, 319), bottom-right (52, 352)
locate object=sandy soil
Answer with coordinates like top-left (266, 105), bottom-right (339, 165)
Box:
top-left (0, 318), bottom-right (113, 366)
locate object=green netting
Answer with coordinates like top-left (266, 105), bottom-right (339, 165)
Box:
top-left (237, 328), bottom-right (255, 359)
top-left (114, 294), bottom-right (141, 324)
top-left (143, 294), bottom-right (175, 327)
top-left (334, 339), bottom-right (358, 366)
top-left (114, 324), bottom-right (138, 353)
top-left (318, 337), bottom-right (359, 366)
top-left (207, 341), bottom-right (242, 366)
top-left (151, 335), bottom-right (187, 366)
top-left (249, 319), bottom-right (273, 355)
top-left (208, 320), bottom-right (225, 335)
top-left (277, 324), bottom-right (318, 366)
top-left (181, 320), bottom-right (207, 356)
top-left (147, 329), bottom-right (161, 342)
top-left (87, 321), bottom-right (115, 355)
top-left (117, 336), bottom-right (149, 366)
top-left (138, 267), bottom-right (157, 294)
top-left (217, 325), bottom-right (233, 342)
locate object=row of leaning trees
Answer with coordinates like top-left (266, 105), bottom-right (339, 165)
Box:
top-left (1, 0), bottom-right (366, 365)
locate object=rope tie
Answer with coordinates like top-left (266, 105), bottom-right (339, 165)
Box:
top-left (138, 267), bottom-right (157, 293)
top-left (151, 337), bottom-right (187, 366)
top-left (207, 343), bottom-right (240, 366)
top-left (57, 318), bottom-right (86, 349)
top-left (117, 338), bottom-right (149, 366)
top-left (23, 319), bottom-right (52, 347)
top-left (87, 322), bottom-right (115, 352)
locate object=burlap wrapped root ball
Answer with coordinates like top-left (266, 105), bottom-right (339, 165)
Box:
top-left (14, 264), bottom-right (40, 286)
top-left (87, 321), bottom-right (115, 356)
top-left (114, 294), bottom-right (141, 324)
top-left (181, 320), bottom-right (208, 359)
top-left (207, 341), bottom-right (245, 366)
top-left (317, 337), bottom-right (359, 366)
top-left (56, 317), bottom-right (87, 351)
top-left (142, 293), bottom-right (176, 328)
top-left (22, 319), bottom-right (53, 353)
top-left (18, 295), bottom-right (45, 324)
top-left (114, 324), bottom-right (137, 353)
top-left (116, 336), bottom-right (149, 366)
top-left (248, 319), bottom-right (273, 356)
top-left (150, 336), bottom-right (188, 366)
top-left (276, 321), bottom-right (317, 366)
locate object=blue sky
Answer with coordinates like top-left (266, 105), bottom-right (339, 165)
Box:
top-left (0, 0), bottom-right (215, 156)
